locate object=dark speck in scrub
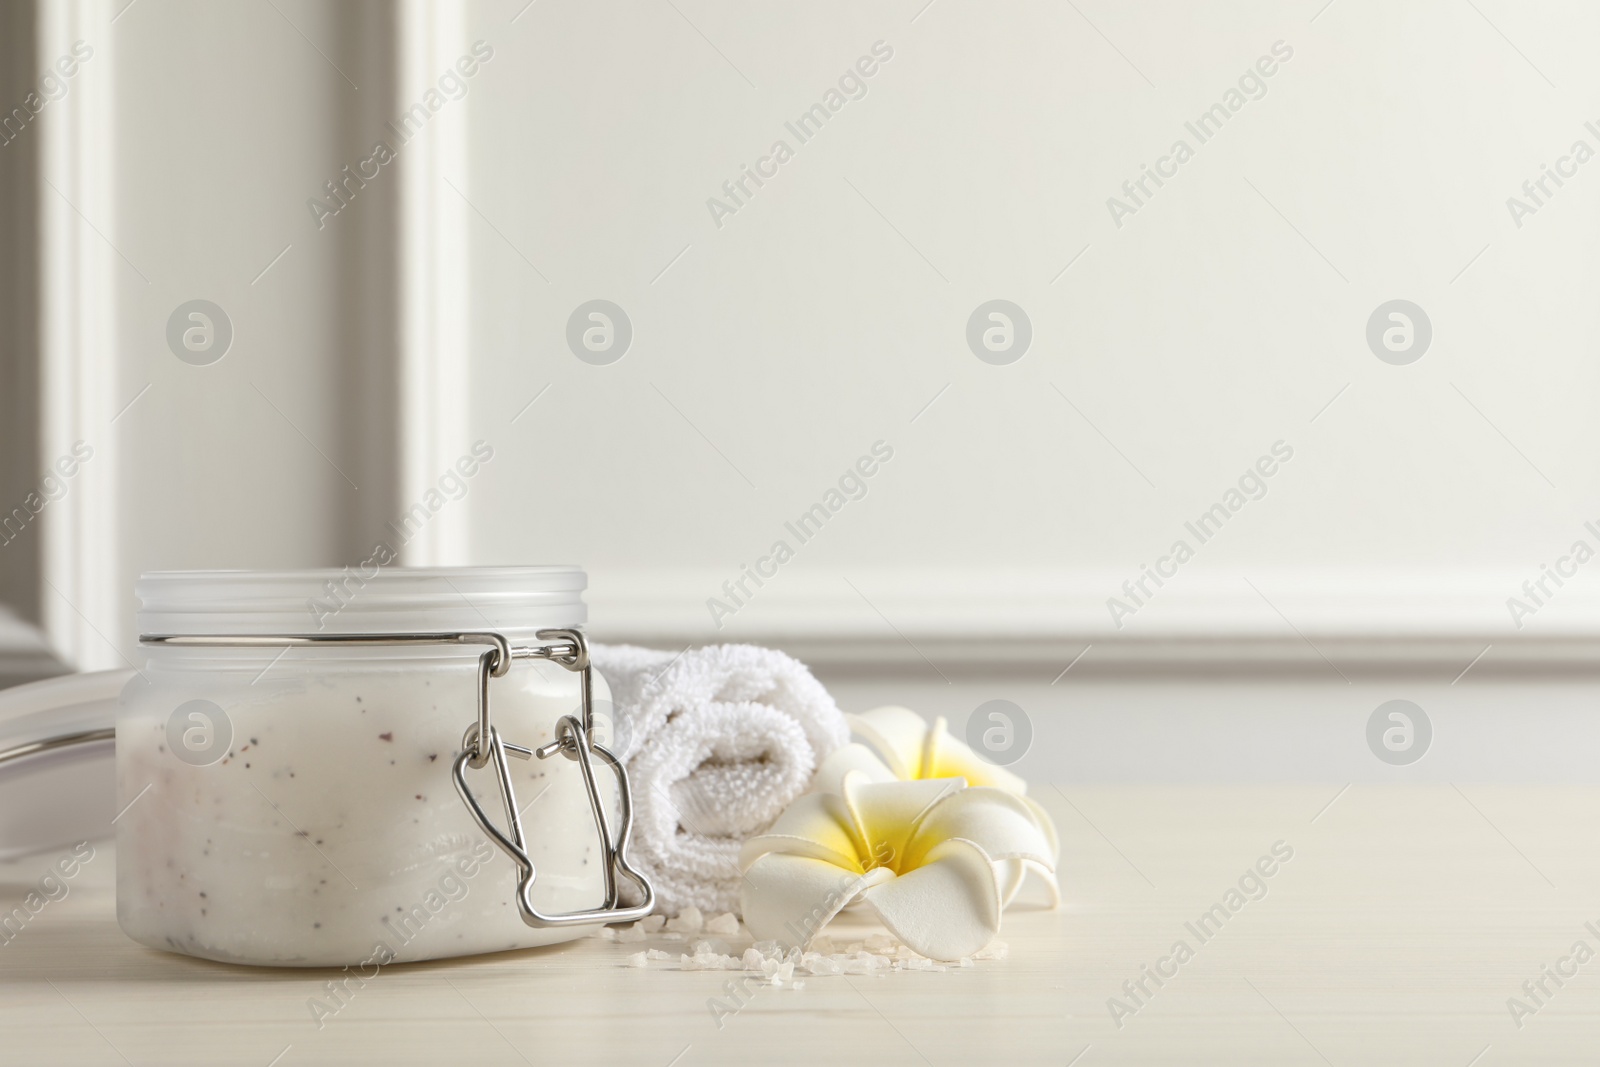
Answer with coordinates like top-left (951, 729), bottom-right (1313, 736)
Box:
top-left (416, 794), bottom-right (425, 801)
top-left (356, 696), bottom-right (363, 704)
top-left (250, 737), bottom-right (259, 746)
top-left (314, 922), bottom-right (321, 929)
top-left (428, 754), bottom-right (438, 762)
top-left (380, 732), bottom-right (393, 742)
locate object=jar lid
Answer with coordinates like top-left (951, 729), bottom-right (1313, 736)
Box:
top-left (0, 668), bottom-right (126, 860)
top-left (136, 566), bottom-right (587, 638)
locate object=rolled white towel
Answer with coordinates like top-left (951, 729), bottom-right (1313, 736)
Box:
top-left (590, 643), bottom-right (848, 916)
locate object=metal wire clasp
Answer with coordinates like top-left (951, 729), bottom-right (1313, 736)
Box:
top-left (450, 628), bottom-right (654, 926)
top-left (140, 627), bottom-right (654, 929)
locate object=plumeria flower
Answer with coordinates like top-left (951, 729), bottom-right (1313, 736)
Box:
top-left (814, 706), bottom-right (1060, 908)
top-left (739, 770), bottom-right (1056, 960)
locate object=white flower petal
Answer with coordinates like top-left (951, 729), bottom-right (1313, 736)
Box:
top-left (812, 742), bottom-right (897, 796)
top-left (741, 832), bottom-right (860, 872)
top-left (860, 838), bottom-right (1001, 960)
top-left (921, 716), bottom-right (946, 779)
top-left (748, 791), bottom-right (864, 868)
top-left (846, 706), bottom-right (931, 780)
top-left (1014, 795), bottom-right (1062, 907)
top-left (740, 852), bottom-right (893, 949)
top-left (923, 717), bottom-right (1028, 794)
top-left (905, 786), bottom-right (1055, 871)
top-left (994, 858), bottom-right (1062, 910)
top-left (1020, 794), bottom-right (1060, 861)
top-left (994, 859), bottom-right (1027, 908)
top-left (840, 771), bottom-right (964, 867)
top-left (1022, 859), bottom-right (1062, 909)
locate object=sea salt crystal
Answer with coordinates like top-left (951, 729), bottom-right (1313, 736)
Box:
top-left (597, 927), bottom-right (617, 941)
top-left (704, 912), bottom-right (740, 937)
top-left (626, 921), bottom-right (985, 983)
top-left (838, 953), bottom-right (889, 979)
top-left (641, 915), bottom-right (667, 932)
top-left (681, 949), bottom-right (741, 971)
top-left (800, 953), bottom-right (844, 976)
top-left (666, 906), bottom-right (704, 934)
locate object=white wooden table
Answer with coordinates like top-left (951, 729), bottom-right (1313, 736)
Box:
top-left (2, 784), bottom-right (1594, 1065)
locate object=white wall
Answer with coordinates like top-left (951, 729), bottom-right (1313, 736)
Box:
top-left (458, 0), bottom-right (1600, 665)
top-left (6, 0), bottom-right (1600, 674)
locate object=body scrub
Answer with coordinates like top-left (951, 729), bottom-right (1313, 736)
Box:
top-left (115, 567), bottom-right (651, 967)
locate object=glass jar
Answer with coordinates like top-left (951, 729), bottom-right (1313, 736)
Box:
top-left (115, 566), bottom-right (644, 967)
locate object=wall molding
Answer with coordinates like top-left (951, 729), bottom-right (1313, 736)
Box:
top-left (396, 0), bottom-right (472, 567)
top-left (37, 0), bottom-right (119, 671)
top-left (587, 568), bottom-right (1600, 674)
